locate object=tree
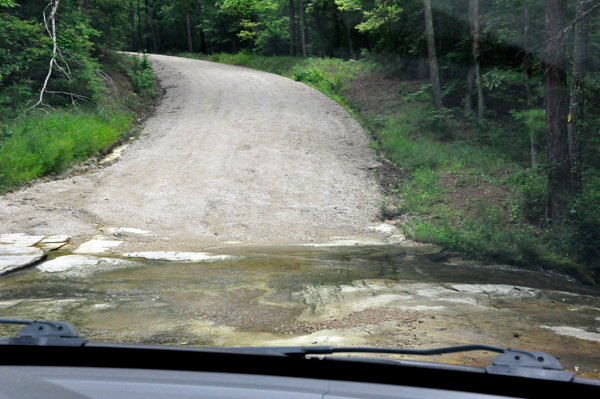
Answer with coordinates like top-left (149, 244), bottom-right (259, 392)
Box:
top-left (355, 0), bottom-right (403, 46)
top-left (568, 0), bottom-right (594, 197)
top-left (289, 0), bottom-right (296, 55)
top-left (523, 3), bottom-right (536, 166)
top-left (545, 0), bottom-right (569, 225)
top-left (335, 0), bottom-right (361, 60)
top-left (423, 0), bottom-right (442, 111)
top-left (186, 0), bottom-right (194, 52)
top-left (32, 0), bottom-right (62, 108)
top-left (469, 0), bottom-right (484, 122)
top-left (298, 0), bottom-right (307, 57)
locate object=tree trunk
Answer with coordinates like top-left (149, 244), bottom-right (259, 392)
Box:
top-left (526, 67), bottom-right (536, 166)
top-left (317, 14), bottom-right (326, 57)
top-left (465, 66), bottom-right (474, 116)
top-left (524, 6), bottom-right (536, 166)
top-left (568, 0), bottom-right (592, 197)
top-left (298, 0), bottom-right (307, 57)
top-left (423, 0), bottom-right (443, 111)
top-left (155, 6), bottom-right (163, 51)
top-left (129, 1), bottom-right (135, 50)
top-left (289, 0), bottom-right (296, 56)
top-left (149, 14), bottom-right (158, 52)
top-left (107, 12), bottom-right (112, 52)
top-left (137, 0), bottom-right (143, 51)
top-left (186, 5), bottom-right (194, 53)
top-left (345, 14), bottom-right (356, 60)
top-left (545, 0), bottom-right (569, 225)
top-left (417, 47), bottom-right (428, 80)
top-left (147, 0), bottom-right (158, 53)
top-left (469, 0), bottom-right (484, 123)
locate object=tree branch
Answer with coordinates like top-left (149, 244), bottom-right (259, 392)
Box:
top-left (29, 0), bottom-right (61, 110)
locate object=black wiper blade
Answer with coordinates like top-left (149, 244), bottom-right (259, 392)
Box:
top-left (273, 344), bottom-right (507, 357)
top-left (0, 318), bottom-right (575, 382)
top-left (230, 345), bottom-right (573, 382)
top-left (0, 318), bottom-right (87, 347)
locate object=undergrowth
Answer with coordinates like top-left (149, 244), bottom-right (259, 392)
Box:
top-left (0, 111), bottom-right (130, 189)
top-left (0, 52), bottom-right (156, 193)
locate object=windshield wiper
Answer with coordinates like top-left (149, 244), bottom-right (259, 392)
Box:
top-left (0, 318), bottom-right (87, 347)
top-left (222, 344), bottom-right (573, 381)
top-left (0, 318), bottom-right (574, 382)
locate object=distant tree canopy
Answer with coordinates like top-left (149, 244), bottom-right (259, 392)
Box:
top-left (4, 1), bottom-right (597, 109)
top-left (3, 1), bottom-right (598, 103)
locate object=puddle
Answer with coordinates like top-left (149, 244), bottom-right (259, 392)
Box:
top-left (0, 244), bottom-right (599, 379)
top-left (99, 139), bottom-right (134, 164)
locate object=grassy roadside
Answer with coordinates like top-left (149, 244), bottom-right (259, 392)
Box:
top-left (181, 52), bottom-right (595, 285)
top-left (0, 52), bottom-right (157, 192)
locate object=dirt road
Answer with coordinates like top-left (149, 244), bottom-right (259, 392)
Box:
top-left (1, 54), bottom-right (384, 249)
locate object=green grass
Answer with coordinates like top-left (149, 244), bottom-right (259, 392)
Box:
top-left (0, 111), bottom-right (131, 190)
top-left (0, 52), bottom-right (156, 193)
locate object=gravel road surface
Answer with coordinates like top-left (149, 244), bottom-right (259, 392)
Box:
top-left (0, 54), bottom-right (382, 249)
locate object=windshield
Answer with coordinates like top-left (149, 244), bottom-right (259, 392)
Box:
top-left (0, 0), bottom-right (599, 380)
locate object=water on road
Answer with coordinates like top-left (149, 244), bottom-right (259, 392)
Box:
top-left (0, 244), bottom-right (599, 379)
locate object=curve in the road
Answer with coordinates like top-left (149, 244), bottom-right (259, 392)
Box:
top-left (1, 55), bottom-right (381, 246)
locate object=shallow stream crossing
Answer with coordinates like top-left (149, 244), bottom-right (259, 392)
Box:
top-left (1, 244), bottom-right (599, 378)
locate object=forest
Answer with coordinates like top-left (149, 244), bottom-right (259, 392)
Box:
top-left (1, 0), bottom-right (599, 283)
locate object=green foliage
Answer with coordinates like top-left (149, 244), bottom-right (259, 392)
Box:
top-left (373, 103), bottom-right (504, 172)
top-left (408, 205), bottom-right (538, 262)
top-left (355, 0), bottom-right (403, 34)
top-left (567, 176), bottom-right (600, 278)
top-left (290, 57), bottom-right (365, 100)
top-left (0, 14), bottom-right (51, 117)
top-left (0, 2), bottom-right (103, 117)
top-left (480, 67), bottom-right (525, 91)
top-left (202, 52), bottom-right (300, 75)
top-left (0, 111), bottom-right (131, 191)
top-left (199, 53), bottom-right (366, 100)
top-left (126, 54), bottom-right (157, 97)
top-left (504, 165), bottom-right (545, 223)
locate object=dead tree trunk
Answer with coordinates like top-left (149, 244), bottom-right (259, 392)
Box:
top-left (469, 0), bottom-right (485, 122)
top-left (289, 0), bottom-right (296, 56)
top-left (545, 0), bottom-right (569, 225)
top-left (31, 0), bottom-right (61, 108)
top-left (298, 0), bottom-right (307, 57)
top-left (423, 0), bottom-right (443, 111)
top-left (568, 0), bottom-right (592, 197)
